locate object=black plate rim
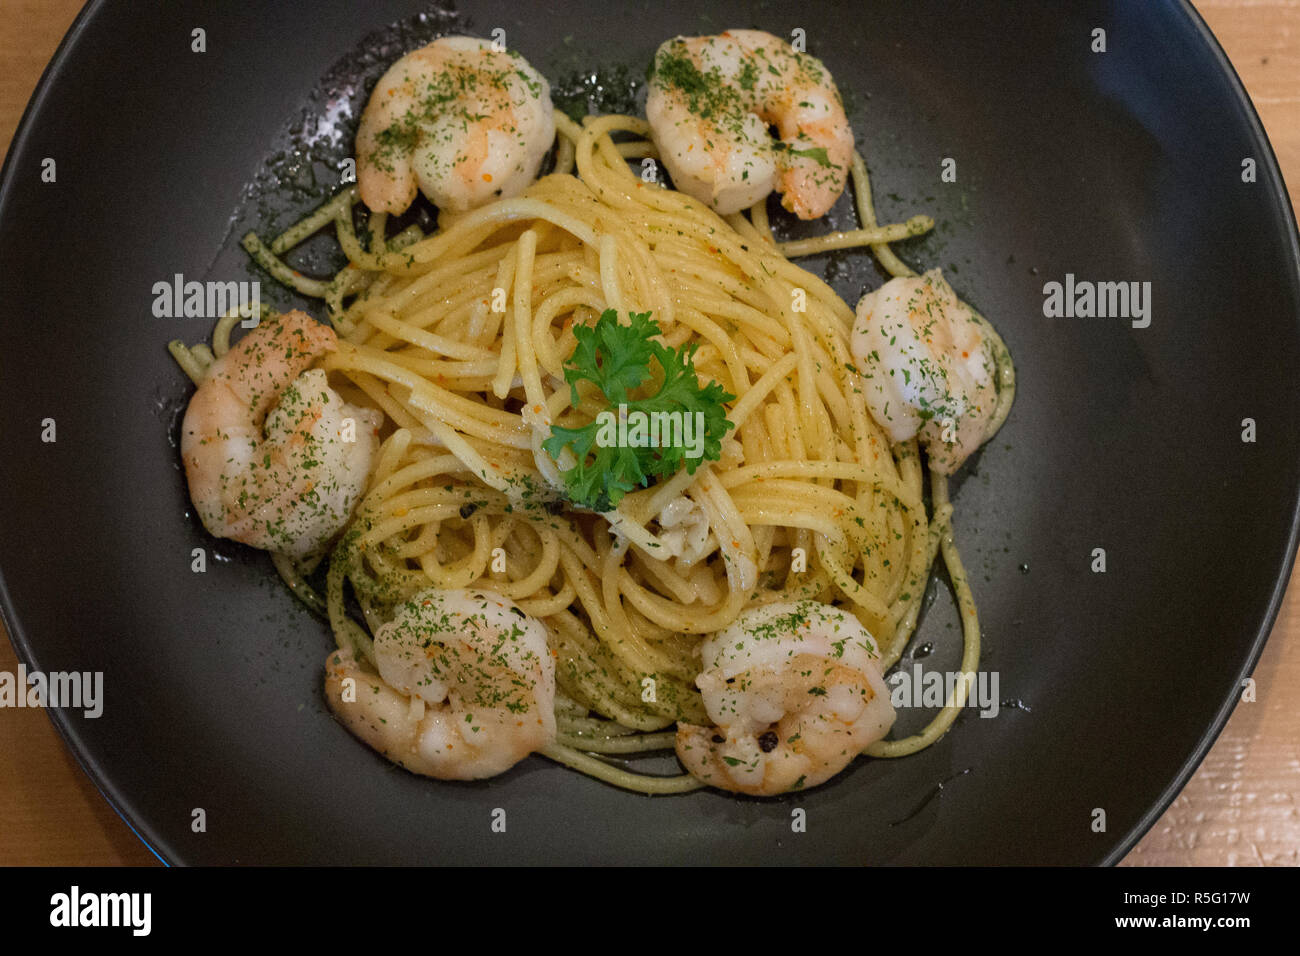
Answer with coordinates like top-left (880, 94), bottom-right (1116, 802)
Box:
top-left (1095, 0), bottom-right (1300, 864)
top-left (1, 0), bottom-right (1298, 867)
top-left (0, 0), bottom-right (181, 866)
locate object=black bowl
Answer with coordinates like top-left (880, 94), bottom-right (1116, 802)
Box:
top-left (1, 0), bottom-right (1296, 864)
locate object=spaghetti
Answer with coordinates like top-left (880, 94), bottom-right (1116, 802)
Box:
top-left (170, 109), bottom-right (1015, 793)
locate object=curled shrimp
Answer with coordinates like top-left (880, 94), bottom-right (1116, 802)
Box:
top-left (355, 36), bottom-right (555, 215)
top-left (324, 588), bottom-right (556, 780)
top-left (851, 269), bottom-right (998, 474)
top-left (676, 601), bottom-right (895, 794)
top-left (180, 310), bottom-right (380, 558)
top-left (646, 30), bottom-right (853, 219)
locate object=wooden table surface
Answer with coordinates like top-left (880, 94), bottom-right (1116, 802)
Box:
top-left (1, 0), bottom-right (1297, 867)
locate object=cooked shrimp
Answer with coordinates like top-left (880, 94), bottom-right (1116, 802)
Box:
top-left (851, 269), bottom-right (998, 474)
top-left (676, 601), bottom-right (895, 794)
top-left (646, 30), bottom-right (853, 219)
top-left (324, 588), bottom-right (556, 780)
top-left (181, 310), bottom-right (380, 558)
top-left (355, 36), bottom-right (555, 215)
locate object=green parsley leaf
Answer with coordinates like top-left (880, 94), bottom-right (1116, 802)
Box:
top-left (541, 309), bottom-right (735, 511)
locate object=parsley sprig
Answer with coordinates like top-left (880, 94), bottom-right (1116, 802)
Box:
top-left (541, 310), bottom-right (735, 511)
